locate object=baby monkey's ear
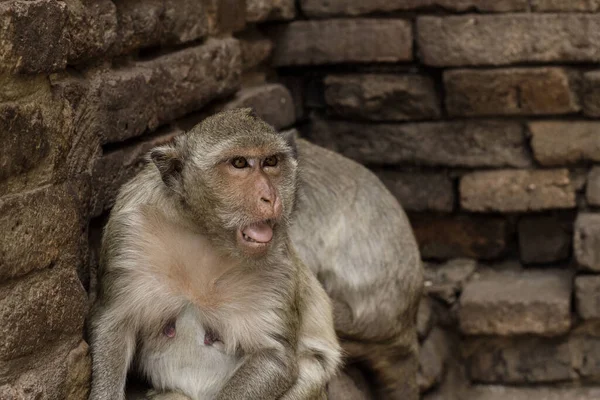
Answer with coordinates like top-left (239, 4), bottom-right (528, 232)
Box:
top-left (150, 145), bottom-right (184, 192)
top-left (280, 129), bottom-right (298, 159)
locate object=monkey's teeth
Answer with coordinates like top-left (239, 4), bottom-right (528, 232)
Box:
top-left (242, 232), bottom-right (257, 243)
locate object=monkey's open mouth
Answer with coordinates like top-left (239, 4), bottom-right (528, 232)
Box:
top-left (239, 220), bottom-right (274, 246)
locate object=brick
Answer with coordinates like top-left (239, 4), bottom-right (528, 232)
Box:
top-left (301, 0), bottom-right (527, 17)
top-left (237, 29), bottom-right (274, 71)
top-left (583, 71), bottom-right (600, 116)
top-left (531, 0), bottom-right (600, 11)
top-left (222, 84), bottom-right (295, 130)
top-left (418, 328), bottom-right (449, 392)
top-left (53, 38), bottom-right (241, 145)
top-left (110, 0), bottom-right (210, 55)
top-left (0, 0), bottom-right (69, 73)
top-left (0, 267), bottom-right (86, 361)
top-left (466, 386), bottom-right (600, 400)
top-left (324, 74), bottom-right (441, 121)
top-left (409, 214), bottom-right (507, 260)
top-left (445, 68), bottom-right (580, 117)
top-left (64, 340), bottom-right (92, 400)
top-left (0, 183), bottom-right (86, 282)
top-left (424, 258), bottom-right (477, 304)
top-left (418, 14), bottom-right (600, 67)
top-left (459, 269), bottom-right (572, 336)
top-left (587, 167), bottom-right (600, 206)
top-left (247, 0), bottom-right (295, 22)
top-left (574, 213), bottom-right (600, 272)
top-left (529, 122), bottom-right (600, 166)
top-left (518, 215), bottom-right (572, 264)
top-left (572, 336), bottom-right (600, 379)
top-left (308, 119), bottom-right (530, 168)
top-left (466, 336), bottom-right (575, 383)
top-left (271, 20), bottom-right (412, 66)
top-left (575, 275), bottom-right (600, 320)
top-left (376, 171), bottom-right (453, 212)
top-left (460, 169), bottom-right (576, 212)
top-left (91, 127), bottom-right (183, 216)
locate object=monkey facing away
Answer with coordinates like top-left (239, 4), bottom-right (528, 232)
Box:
top-left (88, 108), bottom-right (342, 400)
top-left (290, 135), bottom-right (423, 400)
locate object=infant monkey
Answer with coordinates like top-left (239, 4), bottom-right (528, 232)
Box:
top-left (89, 108), bottom-right (342, 400)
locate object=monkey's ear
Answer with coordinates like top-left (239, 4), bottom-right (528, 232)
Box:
top-left (150, 146), bottom-right (184, 192)
top-left (280, 129), bottom-right (298, 159)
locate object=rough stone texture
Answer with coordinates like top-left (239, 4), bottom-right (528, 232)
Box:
top-left (575, 275), bottom-right (600, 320)
top-left (518, 215), bottom-right (572, 264)
top-left (409, 214), bottom-right (507, 260)
top-left (308, 119), bottom-right (531, 168)
top-left (572, 336), bottom-right (600, 379)
top-left (247, 0), bottom-right (295, 22)
top-left (271, 20), bottom-right (412, 66)
top-left (376, 171), bottom-right (454, 212)
top-left (301, 0), bottom-right (527, 17)
top-left (91, 127), bottom-right (183, 217)
top-left (574, 213), bottom-right (600, 272)
top-left (459, 269), bottom-right (572, 336)
top-left (237, 29), bottom-right (273, 71)
top-left (531, 0), bottom-right (600, 11)
top-left (529, 122), bottom-right (600, 166)
top-left (0, 183), bottom-right (87, 282)
top-left (0, 267), bottom-right (86, 362)
top-left (465, 337), bottom-right (576, 384)
top-left (460, 169), bottom-right (576, 212)
top-left (582, 71), bottom-right (600, 117)
top-left (222, 84), bottom-right (295, 130)
top-left (587, 167), bottom-right (600, 206)
top-left (52, 37), bottom-right (241, 145)
top-left (444, 68), bottom-right (580, 117)
top-left (324, 74), bottom-right (441, 121)
top-left (424, 259), bottom-right (477, 304)
top-left (418, 328), bottom-right (449, 392)
top-left (466, 386), bottom-right (600, 400)
top-left (418, 14), bottom-right (600, 67)
top-left (64, 341), bottom-right (92, 400)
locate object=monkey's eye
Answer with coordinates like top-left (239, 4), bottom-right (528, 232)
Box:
top-left (231, 157), bottom-right (248, 169)
top-left (264, 155), bottom-right (278, 167)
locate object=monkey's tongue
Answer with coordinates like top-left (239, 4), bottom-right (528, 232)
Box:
top-left (242, 222), bottom-right (273, 243)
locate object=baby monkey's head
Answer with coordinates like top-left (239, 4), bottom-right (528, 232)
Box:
top-left (150, 108), bottom-right (298, 258)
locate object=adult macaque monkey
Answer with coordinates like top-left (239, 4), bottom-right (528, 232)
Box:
top-left (89, 108), bottom-right (341, 400)
top-left (290, 134), bottom-right (423, 400)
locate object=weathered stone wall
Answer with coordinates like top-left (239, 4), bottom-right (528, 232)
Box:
top-left (270, 1), bottom-right (600, 399)
top-left (3, 1), bottom-right (600, 399)
top-left (0, 1), bottom-right (296, 398)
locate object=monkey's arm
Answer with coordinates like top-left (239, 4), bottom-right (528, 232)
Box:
top-left (215, 345), bottom-right (298, 400)
top-left (89, 303), bottom-right (137, 400)
top-left (279, 267), bottom-right (343, 400)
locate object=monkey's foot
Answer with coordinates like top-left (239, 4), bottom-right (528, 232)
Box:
top-left (145, 389), bottom-right (192, 400)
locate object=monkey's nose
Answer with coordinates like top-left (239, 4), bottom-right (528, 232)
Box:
top-left (260, 196), bottom-right (271, 204)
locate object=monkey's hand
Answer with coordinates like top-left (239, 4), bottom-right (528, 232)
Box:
top-left (145, 389), bottom-right (193, 400)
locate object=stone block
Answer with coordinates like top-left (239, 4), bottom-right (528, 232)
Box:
top-left (307, 119), bottom-right (530, 168)
top-left (531, 0), bottom-right (600, 11)
top-left (445, 68), bottom-right (580, 116)
top-left (424, 259), bottom-right (477, 304)
top-left (418, 328), bottom-right (449, 392)
top-left (0, 183), bottom-right (86, 282)
top-left (301, 0), bottom-right (527, 17)
top-left (376, 171), bottom-right (453, 212)
top-left (247, 0), bottom-right (295, 22)
top-left (466, 386), bottom-right (600, 400)
top-left (91, 127), bottom-right (183, 216)
top-left (222, 84), bottom-right (295, 130)
top-left (418, 14), bottom-right (600, 67)
top-left (324, 74), bottom-right (441, 121)
top-left (409, 214), bottom-right (507, 260)
top-left (574, 213), bottom-right (600, 271)
top-left (518, 215), bottom-right (572, 264)
top-left (272, 19), bottom-right (412, 66)
top-left (529, 122), bottom-right (600, 166)
top-left (459, 269), bottom-right (572, 336)
top-left (465, 337), bottom-right (575, 383)
top-left (587, 167), bottom-right (600, 206)
top-left (575, 275), bottom-right (600, 320)
top-left (583, 71), bottom-right (600, 116)
top-left (0, 267), bottom-right (86, 361)
top-left (237, 28), bottom-right (273, 71)
top-left (460, 169), bottom-right (576, 212)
